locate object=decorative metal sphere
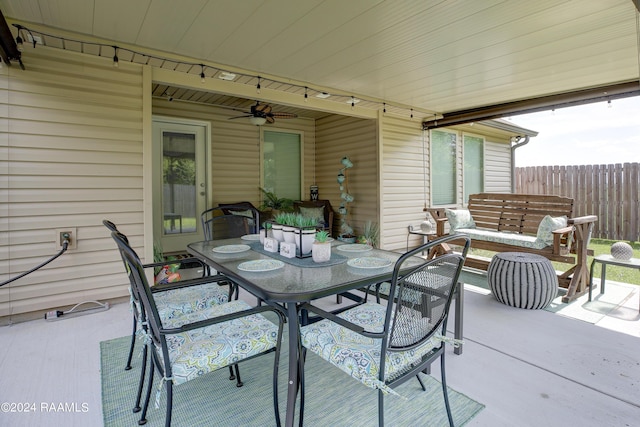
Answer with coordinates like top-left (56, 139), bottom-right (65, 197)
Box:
top-left (610, 241), bottom-right (633, 260)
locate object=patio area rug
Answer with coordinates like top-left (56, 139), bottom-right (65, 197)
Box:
top-left (101, 333), bottom-right (484, 426)
top-left (459, 269), bottom-right (638, 324)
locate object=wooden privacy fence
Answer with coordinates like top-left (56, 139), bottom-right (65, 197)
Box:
top-left (515, 163), bottom-right (640, 242)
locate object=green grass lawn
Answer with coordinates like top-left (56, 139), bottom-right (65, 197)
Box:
top-left (469, 238), bottom-right (640, 286)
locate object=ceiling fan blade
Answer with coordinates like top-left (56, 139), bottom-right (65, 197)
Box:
top-left (266, 115), bottom-right (276, 124)
top-left (253, 103), bottom-right (271, 114)
top-left (270, 112), bottom-right (298, 119)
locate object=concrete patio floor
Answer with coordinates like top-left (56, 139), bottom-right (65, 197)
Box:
top-left (0, 276), bottom-right (638, 426)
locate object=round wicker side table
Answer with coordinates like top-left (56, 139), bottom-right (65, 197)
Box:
top-left (488, 252), bottom-right (558, 309)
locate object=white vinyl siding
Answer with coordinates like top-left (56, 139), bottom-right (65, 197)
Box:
top-left (379, 115), bottom-right (425, 251)
top-left (0, 47), bottom-right (144, 321)
top-left (484, 140), bottom-right (512, 193)
top-left (316, 115), bottom-right (378, 238)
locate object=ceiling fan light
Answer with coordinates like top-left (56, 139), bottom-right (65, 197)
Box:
top-left (249, 116), bottom-right (267, 126)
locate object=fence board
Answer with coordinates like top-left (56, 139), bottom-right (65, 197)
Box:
top-left (515, 163), bottom-right (639, 242)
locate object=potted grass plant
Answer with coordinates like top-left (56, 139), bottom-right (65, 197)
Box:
top-left (312, 230), bottom-right (332, 263)
top-left (295, 214), bottom-right (318, 255)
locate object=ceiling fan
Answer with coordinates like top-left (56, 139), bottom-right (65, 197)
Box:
top-left (228, 101), bottom-right (298, 125)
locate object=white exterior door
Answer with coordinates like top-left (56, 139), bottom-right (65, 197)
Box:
top-left (152, 118), bottom-right (209, 254)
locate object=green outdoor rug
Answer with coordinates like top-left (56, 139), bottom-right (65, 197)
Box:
top-left (101, 334), bottom-right (484, 426)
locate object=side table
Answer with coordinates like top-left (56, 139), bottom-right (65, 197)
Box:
top-left (406, 225), bottom-right (434, 252)
top-left (589, 255), bottom-right (640, 310)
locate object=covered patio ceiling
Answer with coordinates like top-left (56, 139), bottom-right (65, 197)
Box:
top-left (1, 0), bottom-right (639, 124)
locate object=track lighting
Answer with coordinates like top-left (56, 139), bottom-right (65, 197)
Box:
top-left (8, 22), bottom-right (429, 121)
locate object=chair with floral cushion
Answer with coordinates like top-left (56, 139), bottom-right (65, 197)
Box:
top-left (103, 220), bottom-right (233, 413)
top-left (112, 230), bottom-right (285, 427)
top-left (298, 235), bottom-right (470, 427)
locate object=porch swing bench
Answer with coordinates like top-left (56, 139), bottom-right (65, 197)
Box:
top-left (428, 193), bottom-right (597, 303)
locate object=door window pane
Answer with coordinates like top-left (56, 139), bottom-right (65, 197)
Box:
top-left (263, 131), bottom-right (301, 200)
top-left (464, 135), bottom-right (484, 202)
top-left (431, 130), bottom-right (457, 205)
top-left (162, 132), bottom-right (196, 235)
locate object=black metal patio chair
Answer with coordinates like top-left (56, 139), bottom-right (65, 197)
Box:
top-left (112, 230), bottom-right (285, 427)
top-left (103, 220), bottom-right (233, 413)
top-left (298, 235), bottom-right (470, 426)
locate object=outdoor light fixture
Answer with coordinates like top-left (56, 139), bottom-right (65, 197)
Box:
top-left (249, 116), bottom-right (267, 126)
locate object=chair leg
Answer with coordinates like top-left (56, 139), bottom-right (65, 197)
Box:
top-left (273, 346), bottom-right (282, 427)
top-left (378, 389), bottom-right (385, 427)
top-left (415, 374), bottom-right (427, 391)
top-left (298, 348), bottom-right (306, 427)
top-left (125, 315), bottom-right (137, 370)
top-left (138, 356), bottom-right (155, 425)
top-left (234, 364), bottom-right (243, 387)
top-left (165, 380), bottom-right (173, 427)
top-left (228, 365), bottom-right (236, 381)
top-left (440, 354), bottom-right (454, 427)
top-left (133, 343), bottom-right (148, 413)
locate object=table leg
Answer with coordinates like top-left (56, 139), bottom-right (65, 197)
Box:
top-left (454, 281), bottom-right (463, 355)
top-left (601, 264), bottom-right (607, 295)
top-left (588, 259), bottom-right (596, 302)
top-left (285, 303), bottom-right (300, 427)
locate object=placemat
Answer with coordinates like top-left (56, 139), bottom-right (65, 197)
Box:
top-left (249, 242), bottom-right (348, 267)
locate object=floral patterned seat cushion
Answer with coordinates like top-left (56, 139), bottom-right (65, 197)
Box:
top-left (153, 282), bottom-right (229, 320)
top-left (156, 300), bottom-right (279, 386)
top-left (130, 281), bottom-right (229, 326)
top-left (300, 302), bottom-right (441, 395)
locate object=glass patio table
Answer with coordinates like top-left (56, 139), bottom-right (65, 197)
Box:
top-left (187, 238), bottom-right (464, 427)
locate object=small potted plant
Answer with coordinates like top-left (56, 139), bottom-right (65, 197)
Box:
top-left (272, 212), bottom-right (289, 242)
top-left (279, 212), bottom-right (297, 244)
top-left (259, 187), bottom-right (294, 217)
top-left (357, 221), bottom-right (379, 248)
top-left (295, 215), bottom-right (318, 255)
top-left (312, 230), bottom-right (332, 263)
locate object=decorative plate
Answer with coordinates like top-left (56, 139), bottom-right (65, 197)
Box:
top-left (337, 244), bottom-right (373, 252)
top-left (211, 244), bottom-right (251, 254)
top-left (241, 234), bottom-right (262, 241)
top-left (347, 257), bottom-right (392, 269)
top-left (237, 259), bottom-right (285, 272)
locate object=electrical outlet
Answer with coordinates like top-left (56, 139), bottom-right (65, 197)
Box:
top-left (55, 227), bottom-right (77, 250)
